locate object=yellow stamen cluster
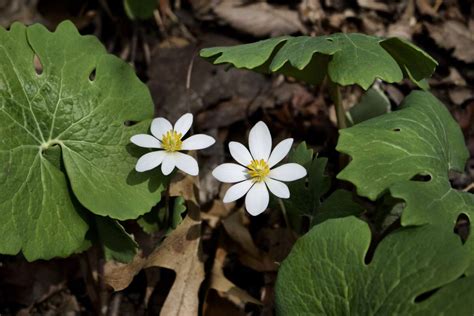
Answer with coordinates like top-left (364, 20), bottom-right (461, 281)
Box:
top-left (247, 159), bottom-right (270, 182)
top-left (162, 130), bottom-right (183, 152)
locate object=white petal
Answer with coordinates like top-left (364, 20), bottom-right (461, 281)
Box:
top-left (248, 121), bottom-right (272, 161)
top-left (151, 117), bottom-right (172, 140)
top-left (181, 134), bottom-right (215, 150)
top-left (212, 163), bottom-right (248, 183)
top-left (229, 141), bottom-right (253, 166)
top-left (223, 180), bottom-right (253, 203)
top-left (130, 134), bottom-right (162, 148)
top-left (269, 163), bottom-right (307, 182)
top-left (265, 178), bottom-right (290, 199)
top-left (245, 182), bottom-right (269, 216)
top-left (174, 152), bottom-right (199, 176)
top-left (174, 113), bottom-right (193, 136)
top-left (135, 151), bottom-right (166, 172)
top-left (267, 138), bottom-right (293, 167)
top-left (161, 154), bottom-right (176, 175)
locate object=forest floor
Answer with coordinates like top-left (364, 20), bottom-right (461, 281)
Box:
top-left (0, 0), bottom-right (473, 315)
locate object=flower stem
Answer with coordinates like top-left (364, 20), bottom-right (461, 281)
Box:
top-left (278, 198), bottom-right (291, 229)
top-left (328, 80), bottom-right (347, 129)
top-left (278, 198), bottom-right (298, 242)
top-left (164, 182), bottom-right (170, 224)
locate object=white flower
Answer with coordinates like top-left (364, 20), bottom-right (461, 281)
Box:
top-left (212, 121), bottom-right (307, 216)
top-left (131, 113), bottom-right (215, 176)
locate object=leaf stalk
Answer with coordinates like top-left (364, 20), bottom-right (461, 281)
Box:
top-left (328, 80), bottom-right (347, 129)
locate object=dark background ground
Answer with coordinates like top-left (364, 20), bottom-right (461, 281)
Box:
top-left (0, 0), bottom-right (473, 315)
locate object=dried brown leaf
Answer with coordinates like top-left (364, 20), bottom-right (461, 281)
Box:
top-left (434, 67), bottom-right (467, 87)
top-left (299, 0), bottom-right (325, 23)
top-left (222, 209), bottom-right (278, 272)
top-left (202, 199), bottom-right (233, 228)
top-left (426, 20), bottom-right (474, 63)
top-left (449, 87), bottom-right (474, 105)
top-left (214, 0), bottom-right (305, 37)
top-left (415, 0), bottom-right (439, 16)
top-left (103, 254), bottom-right (145, 292)
top-left (357, 0), bottom-right (390, 12)
top-left (208, 246), bottom-right (262, 307)
top-left (104, 174), bottom-right (204, 315)
top-left (222, 210), bottom-right (260, 258)
top-left (144, 210), bottom-right (203, 315)
top-left (386, 0), bottom-right (416, 39)
top-left (0, 260), bottom-right (69, 307)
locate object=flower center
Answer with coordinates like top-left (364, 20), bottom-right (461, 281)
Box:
top-left (247, 159), bottom-right (270, 182)
top-left (161, 130), bottom-right (183, 152)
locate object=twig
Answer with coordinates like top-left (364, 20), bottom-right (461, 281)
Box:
top-left (463, 182), bottom-right (474, 192)
top-left (108, 292), bottom-right (122, 316)
top-left (185, 54), bottom-right (196, 94)
top-left (153, 9), bottom-right (168, 37)
top-left (80, 252), bottom-right (100, 315)
top-left (185, 51), bottom-right (197, 133)
top-left (98, 257), bottom-right (108, 316)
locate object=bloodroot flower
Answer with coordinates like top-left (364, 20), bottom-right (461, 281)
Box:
top-left (212, 121), bottom-right (307, 216)
top-left (131, 113), bottom-right (215, 176)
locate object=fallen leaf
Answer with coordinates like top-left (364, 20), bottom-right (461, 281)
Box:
top-left (201, 199), bottom-right (233, 229)
top-left (434, 67), bottom-right (467, 87)
top-left (449, 87), bottom-right (474, 106)
top-left (203, 290), bottom-right (241, 316)
top-left (0, 259), bottom-right (74, 308)
top-left (0, 0), bottom-right (38, 28)
top-left (147, 35), bottom-right (271, 122)
top-left (299, 0), bottom-right (325, 23)
top-left (386, 0), bottom-right (417, 39)
top-left (144, 207), bottom-right (203, 316)
top-left (415, 0), bottom-right (440, 16)
top-left (222, 210), bottom-right (260, 258)
top-left (222, 209), bottom-right (278, 272)
top-left (104, 174), bottom-right (205, 315)
top-left (426, 20), bottom-right (474, 63)
top-left (453, 100), bottom-right (474, 131)
top-left (196, 96), bottom-right (272, 130)
top-left (213, 0), bottom-right (305, 37)
top-left (357, 0), bottom-right (390, 12)
top-left (207, 246), bottom-right (262, 308)
top-left (255, 227), bottom-right (297, 263)
top-left (103, 254), bottom-right (145, 292)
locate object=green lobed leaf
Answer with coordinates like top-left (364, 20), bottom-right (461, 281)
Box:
top-left (123, 0), bottom-right (157, 20)
top-left (200, 34), bottom-right (437, 90)
top-left (379, 37), bottom-right (437, 88)
top-left (275, 217), bottom-right (474, 315)
top-left (337, 90), bottom-right (474, 271)
top-left (138, 196), bottom-right (187, 235)
top-left (312, 189), bottom-right (365, 226)
top-left (347, 86), bottom-right (390, 125)
top-left (95, 216), bottom-right (138, 263)
top-left (0, 21), bottom-right (164, 260)
top-left (283, 142), bottom-right (329, 231)
top-left (284, 142), bottom-right (362, 231)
